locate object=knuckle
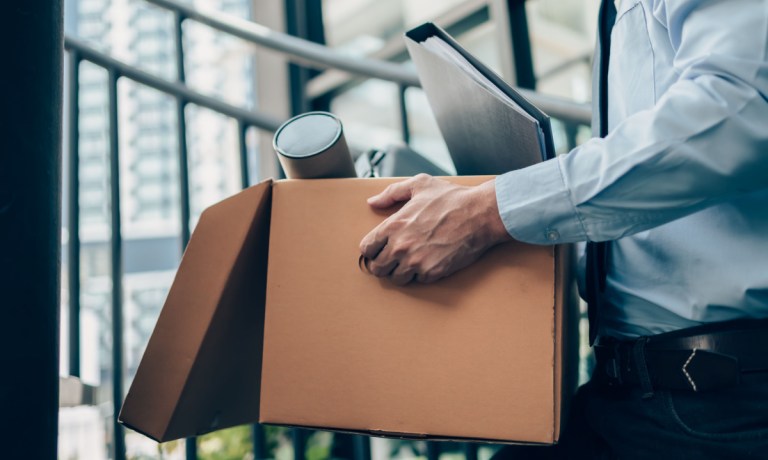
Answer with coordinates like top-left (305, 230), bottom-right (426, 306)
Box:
top-left (389, 242), bottom-right (408, 258)
top-left (412, 174), bottom-right (427, 188)
top-left (410, 255), bottom-right (426, 271)
top-left (368, 260), bottom-right (387, 277)
top-left (381, 219), bottom-right (399, 233)
top-left (362, 228), bottom-right (388, 257)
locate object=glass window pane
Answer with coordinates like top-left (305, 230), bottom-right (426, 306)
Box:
top-left (183, 20), bottom-right (257, 111)
top-left (330, 79), bottom-right (402, 154)
top-left (185, 104), bottom-right (243, 228)
top-left (323, 0), bottom-right (472, 54)
top-left (119, 80), bottom-right (181, 238)
top-left (404, 87), bottom-right (454, 174)
top-left (527, 0), bottom-right (598, 103)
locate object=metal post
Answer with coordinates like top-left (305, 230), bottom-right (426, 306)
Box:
top-left (177, 99), bottom-right (191, 248)
top-left (175, 12), bottom-right (186, 82)
top-left (0, 1), bottom-right (63, 458)
top-left (252, 423), bottom-right (267, 460)
top-left (238, 120), bottom-right (251, 188)
top-left (174, 10), bottom-right (192, 250)
top-left (292, 428), bottom-right (308, 460)
top-left (174, 12), bottom-right (198, 460)
top-left (285, 0), bottom-right (310, 115)
top-left (426, 442), bottom-right (440, 460)
top-left (506, 0), bottom-right (536, 89)
top-left (285, 0), bottom-right (326, 115)
top-left (463, 443), bottom-right (478, 460)
top-left (186, 439), bottom-right (198, 460)
top-left (108, 69), bottom-right (127, 460)
top-left (397, 84), bottom-right (411, 145)
top-left (353, 436), bottom-right (371, 460)
top-left (68, 51), bottom-right (82, 378)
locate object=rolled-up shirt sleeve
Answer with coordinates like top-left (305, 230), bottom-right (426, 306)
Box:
top-left (496, 0), bottom-right (768, 245)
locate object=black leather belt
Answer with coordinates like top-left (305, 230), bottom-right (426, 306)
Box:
top-left (593, 318), bottom-right (768, 392)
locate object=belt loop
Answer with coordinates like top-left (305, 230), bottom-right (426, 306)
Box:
top-left (633, 337), bottom-right (655, 399)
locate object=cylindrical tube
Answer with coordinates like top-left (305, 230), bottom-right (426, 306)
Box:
top-left (273, 111), bottom-right (356, 179)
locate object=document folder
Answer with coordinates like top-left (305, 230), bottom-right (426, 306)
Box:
top-left (405, 22), bottom-right (555, 175)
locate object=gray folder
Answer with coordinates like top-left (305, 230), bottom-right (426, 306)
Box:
top-left (405, 22), bottom-right (555, 176)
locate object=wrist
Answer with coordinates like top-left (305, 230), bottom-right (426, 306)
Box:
top-left (475, 180), bottom-right (514, 245)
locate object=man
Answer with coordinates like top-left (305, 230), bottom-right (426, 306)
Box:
top-left (359, 0), bottom-right (768, 457)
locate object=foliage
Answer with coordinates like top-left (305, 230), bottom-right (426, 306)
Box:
top-left (198, 425), bottom-right (253, 460)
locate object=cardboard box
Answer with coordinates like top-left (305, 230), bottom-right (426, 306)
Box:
top-left (119, 176), bottom-right (578, 445)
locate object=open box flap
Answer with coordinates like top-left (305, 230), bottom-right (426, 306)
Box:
top-left (119, 180), bottom-right (273, 442)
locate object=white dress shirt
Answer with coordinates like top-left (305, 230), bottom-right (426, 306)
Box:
top-left (495, 0), bottom-right (768, 338)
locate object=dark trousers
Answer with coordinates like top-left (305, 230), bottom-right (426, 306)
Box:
top-left (492, 375), bottom-right (768, 459)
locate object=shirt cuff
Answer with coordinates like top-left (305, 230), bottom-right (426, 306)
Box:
top-left (495, 157), bottom-right (587, 244)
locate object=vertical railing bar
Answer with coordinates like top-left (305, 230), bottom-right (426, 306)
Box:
top-left (463, 442), bottom-right (478, 460)
top-left (292, 428), bottom-right (307, 460)
top-left (426, 442), bottom-right (440, 460)
top-left (177, 98), bottom-right (191, 248)
top-left (397, 84), bottom-right (410, 145)
top-left (237, 115), bottom-right (260, 460)
top-left (505, 0), bottom-right (536, 89)
top-left (108, 68), bottom-right (127, 460)
top-left (175, 11), bottom-right (198, 460)
top-left (174, 0), bottom-right (191, 249)
top-left (243, 83), bottom-right (261, 459)
top-left (174, 11), bottom-right (187, 83)
top-left (238, 119), bottom-right (250, 189)
top-left (251, 423), bottom-right (267, 460)
top-left (185, 438), bottom-right (197, 460)
top-left (353, 436), bottom-right (371, 460)
top-left (67, 50), bottom-right (82, 378)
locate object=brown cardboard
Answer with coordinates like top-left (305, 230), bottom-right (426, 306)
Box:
top-left (119, 181), bottom-right (272, 442)
top-left (120, 176), bottom-right (576, 444)
top-left (261, 177), bottom-right (570, 444)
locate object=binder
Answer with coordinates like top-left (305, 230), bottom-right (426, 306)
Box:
top-left (405, 22), bottom-right (555, 176)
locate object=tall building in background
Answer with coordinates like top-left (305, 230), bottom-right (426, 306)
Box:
top-left (60, 1), bottom-right (254, 458)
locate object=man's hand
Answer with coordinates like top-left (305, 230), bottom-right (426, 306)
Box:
top-left (359, 174), bottom-right (513, 285)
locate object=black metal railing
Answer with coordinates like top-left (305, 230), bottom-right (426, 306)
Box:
top-left (65, 37), bottom-right (282, 460)
top-left (145, 0), bottom-right (590, 140)
top-left (63, 1), bottom-right (592, 459)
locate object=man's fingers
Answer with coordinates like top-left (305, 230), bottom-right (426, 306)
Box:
top-left (390, 264), bottom-right (418, 286)
top-left (359, 226), bottom-right (388, 260)
top-left (414, 269), bottom-right (442, 284)
top-left (367, 175), bottom-right (426, 209)
top-left (366, 245), bottom-right (398, 277)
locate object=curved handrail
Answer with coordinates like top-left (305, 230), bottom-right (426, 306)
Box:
top-left (147, 0), bottom-right (420, 86)
top-left (146, 0), bottom-right (591, 125)
top-left (65, 37), bottom-right (283, 132)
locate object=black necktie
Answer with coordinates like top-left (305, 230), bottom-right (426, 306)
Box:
top-left (586, 0), bottom-right (617, 346)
